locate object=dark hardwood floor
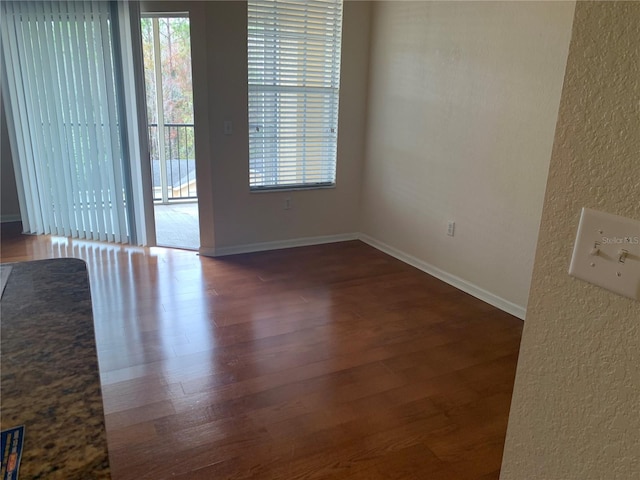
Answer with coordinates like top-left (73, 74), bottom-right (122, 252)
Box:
top-left (0, 224), bottom-right (523, 480)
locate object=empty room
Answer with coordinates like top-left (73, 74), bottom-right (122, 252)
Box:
top-left (0, 1), bottom-right (638, 479)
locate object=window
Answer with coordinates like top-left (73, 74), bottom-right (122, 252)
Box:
top-left (248, 0), bottom-right (343, 190)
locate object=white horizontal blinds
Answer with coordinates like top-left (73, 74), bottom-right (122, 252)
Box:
top-left (248, 0), bottom-right (343, 189)
top-left (0, 1), bottom-right (130, 243)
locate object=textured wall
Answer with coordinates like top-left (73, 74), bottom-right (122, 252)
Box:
top-left (501, 2), bottom-right (640, 479)
top-left (360, 1), bottom-right (575, 311)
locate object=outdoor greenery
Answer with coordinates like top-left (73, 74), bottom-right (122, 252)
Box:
top-left (141, 16), bottom-right (196, 200)
top-left (140, 16), bottom-right (194, 125)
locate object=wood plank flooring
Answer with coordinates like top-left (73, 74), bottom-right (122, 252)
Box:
top-left (0, 224), bottom-right (523, 480)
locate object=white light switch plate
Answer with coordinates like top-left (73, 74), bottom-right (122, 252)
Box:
top-left (569, 208), bottom-right (640, 301)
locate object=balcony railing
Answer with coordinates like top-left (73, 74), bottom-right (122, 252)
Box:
top-left (148, 123), bottom-right (197, 202)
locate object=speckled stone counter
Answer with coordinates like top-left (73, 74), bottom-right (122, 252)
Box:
top-left (0, 258), bottom-right (111, 479)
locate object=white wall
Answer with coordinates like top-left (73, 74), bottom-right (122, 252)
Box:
top-left (501, 2), bottom-right (640, 478)
top-left (360, 1), bottom-right (575, 314)
top-left (206, 1), bottom-right (370, 252)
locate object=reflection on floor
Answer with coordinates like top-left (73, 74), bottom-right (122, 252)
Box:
top-left (154, 202), bottom-right (199, 251)
top-left (0, 236), bottom-right (523, 479)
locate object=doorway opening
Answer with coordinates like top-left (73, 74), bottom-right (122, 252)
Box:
top-left (141, 14), bottom-right (199, 250)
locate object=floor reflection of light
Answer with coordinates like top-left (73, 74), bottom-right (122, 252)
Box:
top-left (7, 233), bottom-right (223, 404)
top-left (156, 252), bottom-right (216, 372)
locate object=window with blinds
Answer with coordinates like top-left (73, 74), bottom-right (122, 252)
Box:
top-left (248, 0), bottom-right (343, 190)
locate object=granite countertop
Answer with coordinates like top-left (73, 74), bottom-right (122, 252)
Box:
top-left (0, 258), bottom-right (111, 479)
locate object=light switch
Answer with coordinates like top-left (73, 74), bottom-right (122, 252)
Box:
top-left (569, 208), bottom-right (640, 300)
top-left (224, 120), bottom-right (233, 135)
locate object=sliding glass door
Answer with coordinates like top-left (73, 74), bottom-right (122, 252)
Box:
top-left (0, 1), bottom-right (146, 244)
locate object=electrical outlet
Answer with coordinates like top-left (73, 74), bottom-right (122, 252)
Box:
top-left (224, 120), bottom-right (233, 135)
top-left (447, 221), bottom-right (455, 237)
top-left (284, 198), bottom-right (291, 210)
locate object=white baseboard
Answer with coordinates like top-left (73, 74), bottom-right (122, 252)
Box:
top-left (202, 232), bottom-right (359, 257)
top-left (0, 214), bottom-right (21, 223)
top-left (198, 246), bottom-right (217, 257)
top-left (359, 233), bottom-right (527, 320)
top-left (197, 230), bottom-right (526, 320)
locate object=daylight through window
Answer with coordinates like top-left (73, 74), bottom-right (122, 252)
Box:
top-left (248, 0), bottom-right (343, 190)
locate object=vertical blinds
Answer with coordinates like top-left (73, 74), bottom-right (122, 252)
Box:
top-left (0, 1), bottom-right (130, 242)
top-left (248, 0), bottom-right (343, 189)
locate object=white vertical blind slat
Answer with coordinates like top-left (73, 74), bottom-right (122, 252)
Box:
top-left (70, 3), bottom-right (95, 238)
top-left (13, 4), bottom-right (41, 232)
top-left (0, 2), bottom-right (38, 233)
top-left (99, 4), bottom-right (129, 243)
top-left (76, 1), bottom-right (105, 241)
top-left (34, 1), bottom-right (67, 236)
top-left (93, 4), bottom-right (117, 242)
top-left (60, 1), bottom-right (91, 238)
top-left (117, 0), bottom-right (151, 246)
top-left (70, 2), bottom-right (96, 239)
top-left (87, 1), bottom-right (107, 241)
top-left (40, 1), bottom-right (73, 237)
top-left (50, 0), bottom-right (80, 237)
top-left (20, 3), bottom-right (53, 234)
top-left (85, 1), bottom-right (110, 242)
top-left (99, 1), bottom-right (125, 243)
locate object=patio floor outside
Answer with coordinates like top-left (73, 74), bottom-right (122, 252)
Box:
top-left (154, 202), bottom-right (199, 251)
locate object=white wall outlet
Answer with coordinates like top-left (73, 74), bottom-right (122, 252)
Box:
top-left (224, 120), bottom-right (233, 135)
top-left (569, 208), bottom-right (640, 301)
top-left (447, 221), bottom-right (455, 237)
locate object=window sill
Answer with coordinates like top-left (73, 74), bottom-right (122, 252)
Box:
top-left (249, 184), bottom-right (336, 194)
